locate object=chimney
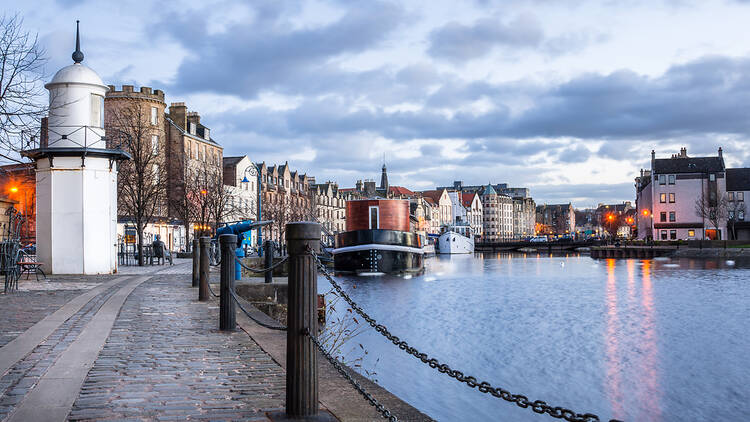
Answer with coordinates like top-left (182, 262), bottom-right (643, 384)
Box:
top-left (718, 147), bottom-right (723, 159)
top-left (356, 180), bottom-right (363, 192)
top-left (679, 147), bottom-right (687, 158)
top-left (169, 102), bottom-right (187, 130)
top-left (187, 112), bottom-right (200, 135)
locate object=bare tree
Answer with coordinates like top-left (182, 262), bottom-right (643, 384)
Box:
top-left (695, 195), bottom-right (728, 240)
top-left (262, 192), bottom-right (293, 245)
top-left (106, 103), bottom-right (167, 265)
top-left (727, 199), bottom-right (746, 240)
top-left (0, 14), bottom-right (47, 161)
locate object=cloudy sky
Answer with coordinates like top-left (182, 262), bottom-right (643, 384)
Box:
top-left (10, 0), bottom-right (750, 207)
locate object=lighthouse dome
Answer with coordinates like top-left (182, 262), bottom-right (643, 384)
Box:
top-left (46, 63), bottom-right (107, 89)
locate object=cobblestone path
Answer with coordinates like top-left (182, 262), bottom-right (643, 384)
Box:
top-left (68, 274), bottom-right (286, 421)
top-left (0, 290), bottom-right (84, 348)
top-left (0, 282), bottom-right (122, 420)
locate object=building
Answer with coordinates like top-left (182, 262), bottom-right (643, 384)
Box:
top-left (256, 161), bottom-right (311, 243)
top-left (635, 147), bottom-right (726, 240)
top-left (421, 189), bottom-right (453, 228)
top-left (479, 184), bottom-right (513, 241)
top-left (439, 181), bottom-right (530, 199)
top-left (536, 203), bottom-right (575, 235)
top-left (22, 25), bottom-right (125, 274)
top-left (461, 192), bottom-right (483, 236)
top-left (595, 202), bottom-right (635, 238)
top-left (223, 155), bottom-right (260, 243)
top-left (309, 180), bottom-right (346, 241)
top-left (0, 163), bottom-right (36, 242)
top-left (725, 168), bottom-right (749, 240)
top-left (512, 197), bottom-right (536, 239)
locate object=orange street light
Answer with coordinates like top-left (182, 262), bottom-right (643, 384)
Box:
top-left (642, 210), bottom-right (650, 217)
top-left (9, 186), bottom-right (18, 193)
top-left (607, 214), bottom-right (615, 221)
top-left (200, 189), bottom-right (207, 195)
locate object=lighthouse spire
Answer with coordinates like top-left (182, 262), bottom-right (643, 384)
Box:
top-left (72, 20), bottom-right (84, 64)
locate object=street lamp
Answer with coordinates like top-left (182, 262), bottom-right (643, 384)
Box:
top-left (242, 163), bottom-right (263, 254)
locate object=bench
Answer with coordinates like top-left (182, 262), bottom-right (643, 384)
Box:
top-left (18, 253), bottom-right (46, 281)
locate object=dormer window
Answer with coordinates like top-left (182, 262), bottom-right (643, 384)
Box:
top-left (189, 122), bottom-right (196, 135)
top-left (204, 128), bottom-right (210, 140)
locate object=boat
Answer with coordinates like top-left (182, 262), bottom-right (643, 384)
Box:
top-left (333, 199), bottom-right (425, 274)
top-left (436, 223), bottom-right (474, 254)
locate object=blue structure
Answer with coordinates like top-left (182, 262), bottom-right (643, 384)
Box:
top-left (215, 220), bottom-right (272, 280)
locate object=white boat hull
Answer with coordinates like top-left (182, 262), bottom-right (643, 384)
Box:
top-left (437, 232), bottom-right (474, 254)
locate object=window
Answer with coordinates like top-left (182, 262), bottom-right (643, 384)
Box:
top-left (660, 212), bottom-right (667, 222)
top-left (739, 192), bottom-right (745, 201)
top-left (728, 192), bottom-right (735, 201)
top-left (660, 193), bottom-right (666, 203)
top-left (661, 230), bottom-right (668, 240)
top-left (151, 135), bottom-right (158, 155)
top-left (669, 193), bottom-right (675, 203)
top-left (90, 94), bottom-right (103, 128)
top-left (152, 164), bottom-right (159, 184)
top-left (729, 211), bottom-right (735, 220)
top-left (189, 122), bottom-right (196, 135)
top-left (709, 173), bottom-right (716, 182)
top-left (151, 107), bottom-right (158, 125)
top-left (669, 211), bottom-right (675, 222)
top-left (668, 175), bottom-right (675, 185)
top-left (688, 229), bottom-right (695, 237)
top-left (184, 141), bottom-right (190, 154)
top-left (670, 230), bottom-right (677, 240)
top-left (202, 145), bottom-right (206, 162)
top-left (659, 175), bottom-right (666, 185)
top-left (369, 206), bottom-right (379, 229)
top-left (740, 211), bottom-right (745, 220)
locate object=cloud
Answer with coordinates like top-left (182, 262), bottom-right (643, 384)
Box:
top-left (427, 15), bottom-right (543, 62)
top-left (558, 145), bottom-right (591, 163)
top-left (157, 1), bottom-right (404, 98)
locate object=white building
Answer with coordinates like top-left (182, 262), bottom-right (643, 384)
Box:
top-left (23, 23), bottom-right (127, 274)
top-left (636, 148), bottom-right (727, 240)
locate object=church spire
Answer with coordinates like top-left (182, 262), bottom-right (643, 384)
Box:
top-left (72, 20), bottom-right (84, 64)
top-left (380, 160), bottom-right (389, 193)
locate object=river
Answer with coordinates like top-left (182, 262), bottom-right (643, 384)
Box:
top-left (318, 253), bottom-right (750, 422)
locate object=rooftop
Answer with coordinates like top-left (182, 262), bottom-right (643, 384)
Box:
top-left (726, 168), bottom-right (750, 191)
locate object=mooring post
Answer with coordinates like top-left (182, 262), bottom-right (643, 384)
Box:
top-left (199, 237), bottom-right (210, 302)
top-left (219, 234), bottom-right (237, 331)
top-left (285, 222), bottom-right (321, 418)
top-left (264, 240), bottom-right (274, 284)
top-left (192, 238), bottom-right (200, 287)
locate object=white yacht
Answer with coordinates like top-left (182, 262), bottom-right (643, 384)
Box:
top-left (436, 223), bottom-right (474, 254)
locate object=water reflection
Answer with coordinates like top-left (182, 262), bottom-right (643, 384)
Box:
top-left (320, 254), bottom-right (750, 421)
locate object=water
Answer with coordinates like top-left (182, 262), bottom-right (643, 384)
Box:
top-left (318, 253), bottom-right (750, 422)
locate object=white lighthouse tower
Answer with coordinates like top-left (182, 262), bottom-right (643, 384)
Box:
top-left (23, 22), bottom-right (129, 274)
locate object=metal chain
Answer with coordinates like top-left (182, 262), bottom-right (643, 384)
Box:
top-left (229, 289), bottom-right (287, 331)
top-left (310, 248), bottom-right (617, 422)
top-left (206, 281), bottom-right (220, 298)
top-left (235, 256), bottom-right (289, 273)
top-left (306, 328), bottom-right (398, 422)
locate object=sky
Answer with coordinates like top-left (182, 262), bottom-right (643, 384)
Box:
top-left (8, 0), bottom-right (750, 207)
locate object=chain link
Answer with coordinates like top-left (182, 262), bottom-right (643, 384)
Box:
top-left (235, 256), bottom-right (289, 273)
top-left (229, 290), bottom-right (287, 331)
top-left (307, 328), bottom-right (398, 422)
top-left (310, 248), bottom-right (619, 422)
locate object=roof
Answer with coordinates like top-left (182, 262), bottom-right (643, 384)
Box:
top-left (222, 156), bottom-right (244, 167)
top-left (653, 157), bottom-right (724, 174)
top-left (424, 197), bottom-right (437, 205)
top-left (165, 117), bottom-right (221, 147)
top-left (421, 189), bottom-right (445, 203)
top-left (389, 186), bottom-right (415, 196)
top-left (481, 183), bottom-right (497, 195)
top-left (47, 63), bottom-right (106, 89)
top-left (461, 192), bottom-right (477, 207)
top-left (726, 168), bottom-right (750, 191)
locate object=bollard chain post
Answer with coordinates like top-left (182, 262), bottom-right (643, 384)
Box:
top-left (199, 237), bottom-right (210, 301)
top-left (285, 222), bottom-right (321, 418)
top-left (219, 234), bottom-right (237, 331)
top-left (264, 240), bottom-right (274, 284)
top-left (192, 238), bottom-right (200, 287)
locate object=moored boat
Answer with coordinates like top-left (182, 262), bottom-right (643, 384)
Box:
top-left (333, 199), bottom-right (424, 274)
top-left (436, 223), bottom-right (474, 254)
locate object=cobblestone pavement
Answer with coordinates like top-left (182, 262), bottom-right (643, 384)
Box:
top-left (0, 282), bottom-right (123, 420)
top-left (68, 273), bottom-right (286, 421)
top-left (116, 259), bottom-right (192, 275)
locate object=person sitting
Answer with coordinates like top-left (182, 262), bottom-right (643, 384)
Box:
top-left (152, 235), bottom-right (165, 265)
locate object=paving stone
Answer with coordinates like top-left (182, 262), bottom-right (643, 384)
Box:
top-left (69, 273), bottom-right (285, 420)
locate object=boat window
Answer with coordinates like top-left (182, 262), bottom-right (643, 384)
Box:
top-left (369, 206), bottom-right (379, 229)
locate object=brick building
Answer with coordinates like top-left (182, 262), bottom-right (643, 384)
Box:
top-left (536, 203), bottom-right (575, 236)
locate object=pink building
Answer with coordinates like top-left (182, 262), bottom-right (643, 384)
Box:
top-left (635, 147), bottom-right (727, 240)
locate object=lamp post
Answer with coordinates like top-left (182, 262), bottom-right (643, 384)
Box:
top-left (242, 163), bottom-right (263, 254)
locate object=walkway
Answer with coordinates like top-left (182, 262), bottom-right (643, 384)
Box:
top-left (0, 262), bottom-right (288, 421)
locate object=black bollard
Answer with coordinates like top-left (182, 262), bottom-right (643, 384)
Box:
top-left (192, 238), bottom-right (200, 287)
top-left (285, 222), bottom-right (321, 418)
top-left (219, 234), bottom-right (237, 331)
top-left (199, 237), bottom-right (210, 301)
top-left (264, 240), bottom-right (274, 284)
